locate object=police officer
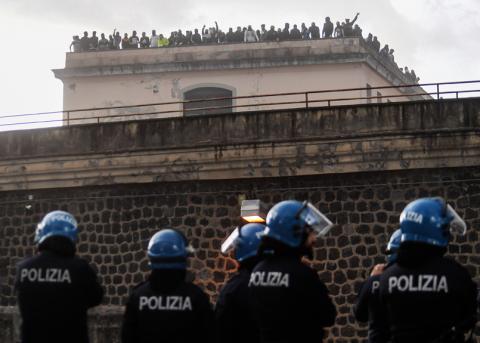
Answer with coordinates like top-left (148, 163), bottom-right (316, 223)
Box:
top-left (379, 198), bottom-right (477, 343)
top-left (121, 229), bottom-right (214, 343)
top-left (249, 200), bottom-right (337, 343)
top-left (354, 229), bottom-right (401, 342)
top-left (15, 210), bottom-right (103, 343)
top-left (216, 223), bottom-right (265, 343)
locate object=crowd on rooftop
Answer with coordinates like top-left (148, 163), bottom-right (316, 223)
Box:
top-left (70, 13), bottom-right (420, 84)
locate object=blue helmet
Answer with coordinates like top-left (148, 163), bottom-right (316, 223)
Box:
top-left (263, 200), bottom-right (333, 248)
top-left (385, 229), bottom-right (401, 263)
top-left (147, 229), bottom-right (194, 269)
top-left (221, 223), bottom-right (265, 262)
top-left (400, 197), bottom-right (466, 248)
top-left (34, 211), bottom-right (78, 245)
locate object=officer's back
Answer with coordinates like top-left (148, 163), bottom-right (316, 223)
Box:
top-left (380, 243), bottom-right (477, 342)
top-left (122, 269), bottom-right (212, 343)
top-left (354, 229), bottom-right (402, 343)
top-left (15, 211), bottom-right (103, 343)
top-left (121, 229), bottom-right (214, 343)
top-left (378, 198), bottom-right (477, 343)
top-left (216, 223), bottom-right (266, 343)
top-left (248, 200), bottom-right (336, 343)
top-left (250, 253), bottom-right (335, 342)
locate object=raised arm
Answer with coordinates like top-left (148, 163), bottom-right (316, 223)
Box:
top-left (351, 12), bottom-right (360, 25)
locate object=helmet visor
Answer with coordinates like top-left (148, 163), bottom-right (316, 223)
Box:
top-left (447, 204), bottom-right (466, 235)
top-left (221, 227), bottom-right (239, 255)
top-left (298, 202), bottom-right (334, 237)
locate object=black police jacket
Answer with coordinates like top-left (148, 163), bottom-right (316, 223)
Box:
top-left (15, 250), bottom-right (103, 343)
top-left (379, 245), bottom-right (477, 343)
top-left (216, 267), bottom-right (259, 343)
top-left (121, 269), bottom-right (214, 343)
top-left (354, 272), bottom-right (390, 343)
top-left (248, 254), bottom-right (336, 343)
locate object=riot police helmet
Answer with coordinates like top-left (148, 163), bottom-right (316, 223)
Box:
top-left (385, 229), bottom-right (401, 263)
top-left (399, 197), bottom-right (466, 247)
top-left (34, 210), bottom-right (78, 245)
top-left (221, 223), bottom-right (265, 262)
top-left (263, 200), bottom-right (333, 248)
top-left (147, 229), bottom-right (194, 269)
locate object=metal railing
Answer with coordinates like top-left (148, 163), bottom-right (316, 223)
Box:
top-left (1, 80), bottom-right (480, 131)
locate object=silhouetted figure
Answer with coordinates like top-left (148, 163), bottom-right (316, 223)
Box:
top-left (372, 36), bottom-right (380, 52)
top-left (217, 30), bottom-right (226, 43)
top-left (334, 22), bottom-right (343, 38)
top-left (122, 33), bottom-right (129, 49)
top-left (380, 44), bottom-right (389, 57)
top-left (212, 22), bottom-right (219, 43)
top-left (244, 25), bottom-right (259, 43)
top-left (89, 31), bottom-right (98, 50)
top-left (263, 26), bottom-right (274, 42)
top-left (388, 48), bottom-right (395, 63)
top-left (282, 23), bottom-right (290, 40)
top-left (129, 30), bottom-right (139, 48)
top-left (80, 31), bottom-right (90, 52)
top-left (290, 24), bottom-right (302, 40)
top-left (70, 36), bottom-right (81, 52)
top-left (353, 24), bottom-right (362, 38)
top-left (234, 26), bottom-right (243, 43)
top-left (366, 33), bottom-right (373, 45)
top-left (185, 31), bottom-right (193, 45)
top-left (309, 22), bottom-right (320, 39)
top-left (343, 12), bottom-right (359, 37)
top-left (301, 23), bottom-right (310, 40)
top-left (260, 24), bottom-right (267, 41)
top-left (410, 70), bottom-right (419, 83)
top-left (108, 35), bottom-right (115, 49)
top-left (158, 34), bottom-right (169, 47)
top-left (98, 33), bottom-right (109, 50)
top-left (192, 29), bottom-right (202, 44)
top-left (202, 25), bottom-right (211, 43)
top-left (323, 17), bottom-right (334, 38)
top-left (168, 32), bottom-right (177, 46)
top-left (176, 30), bottom-right (186, 45)
top-left (225, 28), bottom-right (235, 43)
top-left (149, 30), bottom-right (159, 48)
top-left (113, 30), bottom-right (121, 49)
top-left (140, 32), bottom-right (150, 48)
top-left (277, 28), bottom-right (282, 41)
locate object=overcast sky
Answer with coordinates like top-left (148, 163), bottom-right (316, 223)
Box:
top-left (0, 0), bottom-right (479, 117)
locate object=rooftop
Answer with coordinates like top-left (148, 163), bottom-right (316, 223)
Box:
top-left (54, 38), bottom-right (410, 87)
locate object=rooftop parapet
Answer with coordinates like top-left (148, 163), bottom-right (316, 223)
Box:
top-left (55, 38), bottom-right (411, 87)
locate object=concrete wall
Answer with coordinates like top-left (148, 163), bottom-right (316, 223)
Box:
top-left (53, 38), bottom-right (427, 123)
top-left (0, 98), bottom-right (478, 191)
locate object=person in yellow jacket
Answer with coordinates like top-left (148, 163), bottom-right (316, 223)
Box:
top-left (158, 34), bottom-right (169, 47)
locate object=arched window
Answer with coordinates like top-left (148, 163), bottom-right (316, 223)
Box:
top-left (183, 87), bottom-right (233, 116)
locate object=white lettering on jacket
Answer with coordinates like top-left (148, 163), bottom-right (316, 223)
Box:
top-left (371, 280), bottom-right (380, 293)
top-left (139, 296), bottom-right (193, 311)
top-left (248, 271), bottom-right (290, 288)
top-left (388, 275), bottom-right (448, 293)
top-left (20, 268), bottom-right (72, 284)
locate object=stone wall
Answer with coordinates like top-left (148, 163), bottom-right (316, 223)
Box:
top-left (1, 166), bottom-right (479, 342)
